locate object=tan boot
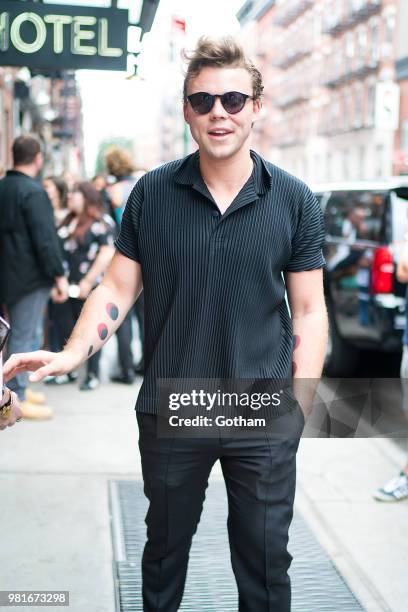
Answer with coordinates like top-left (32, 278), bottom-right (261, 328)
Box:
top-left (20, 401), bottom-right (53, 420)
top-left (25, 388), bottom-right (46, 405)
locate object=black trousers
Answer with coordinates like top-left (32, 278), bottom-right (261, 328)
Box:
top-left (137, 410), bottom-right (303, 612)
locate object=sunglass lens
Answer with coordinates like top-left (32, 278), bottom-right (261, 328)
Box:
top-left (222, 92), bottom-right (246, 114)
top-left (189, 92), bottom-right (213, 114)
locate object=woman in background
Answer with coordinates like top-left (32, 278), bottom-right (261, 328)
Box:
top-left (51, 181), bottom-right (115, 391)
top-left (43, 175), bottom-right (69, 223)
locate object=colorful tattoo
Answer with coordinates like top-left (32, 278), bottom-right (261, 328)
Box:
top-left (97, 323), bottom-right (108, 340)
top-left (293, 335), bottom-right (300, 351)
top-left (106, 302), bottom-right (119, 321)
top-left (88, 345), bottom-right (93, 357)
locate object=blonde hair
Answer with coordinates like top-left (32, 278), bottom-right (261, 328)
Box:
top-left (182, 36), bottom-right (264, 102)
top-left (105, 146), bottom-right (135, 178)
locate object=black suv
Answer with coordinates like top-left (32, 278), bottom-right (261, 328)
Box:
top-left (314, 180), bottom-right (408, 376)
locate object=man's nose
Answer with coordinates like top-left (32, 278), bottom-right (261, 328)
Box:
top-left (209, 96), bottom-right (227, 118)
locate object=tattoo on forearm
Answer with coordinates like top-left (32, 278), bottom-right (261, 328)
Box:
top-left (88, 345), bottom-right (93, 357)
top-left (106, 302), bottom-right (119, 321)
top-left (97, 323), bottom-right (108, 340)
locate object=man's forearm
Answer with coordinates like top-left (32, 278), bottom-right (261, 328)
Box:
top-left (292, 308), bottom-right (328, 416)
top-left (64, 282), bottom-right (136, 362)
top-left (292, 309), bottom-right (328, 378)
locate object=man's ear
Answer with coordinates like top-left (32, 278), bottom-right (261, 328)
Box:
top-left (183, 101), bottom-right (190, 124)
top-left (253, 98), bottom-right (262, 117)
top-left (251, 98), bottom-right (262, 129)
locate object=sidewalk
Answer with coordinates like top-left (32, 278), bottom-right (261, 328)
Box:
top-left (0, 378), bottom-right (407, 611)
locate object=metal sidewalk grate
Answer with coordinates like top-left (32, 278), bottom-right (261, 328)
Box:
top-left (109, 480), bottom-right (364, 612)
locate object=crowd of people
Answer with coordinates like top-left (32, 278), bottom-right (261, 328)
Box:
top-left (0, 135), bottom-right (146, 420)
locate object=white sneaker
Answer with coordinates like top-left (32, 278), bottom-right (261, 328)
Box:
top-left (373, 472), bottom-right (408, 502)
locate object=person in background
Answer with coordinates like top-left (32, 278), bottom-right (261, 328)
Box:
top-left (92, 173), bottom-right (116, 221)
top-left (0, 135), bottom-right (68, 419)
top-left (43, 175), bottom-right (69, 223)
top-left (105, 147), bottom-right (145, 380)
top-left (51, 181), bottom-right (115, 391)
top-left (41, 175), bottom-right (70, 356)
top-left (373, 232), bottom-right (408, 501)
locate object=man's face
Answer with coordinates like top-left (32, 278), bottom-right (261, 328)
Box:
top-left (183, 66), bottom-right (261, 161)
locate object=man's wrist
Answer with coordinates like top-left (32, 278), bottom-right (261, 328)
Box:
top-left (63, 339), bottom-right (88, 362)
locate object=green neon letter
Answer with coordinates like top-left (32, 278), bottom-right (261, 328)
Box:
top-left (0, 12), bottom-right (10, 52)
top-left (98, 18), bottom-right (122, 57)
top-left (44, 15), bottom-right (72, 54)
top-left (72, 16), bottom-right (97, 56)
top-left (11, 12), bottom-right (47, 54)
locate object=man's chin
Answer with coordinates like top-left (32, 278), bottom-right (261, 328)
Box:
top-left (202, 144), bottom-right (239, 161)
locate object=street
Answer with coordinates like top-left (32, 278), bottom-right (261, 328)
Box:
top-left (0, 368), bottom-right (407, 611)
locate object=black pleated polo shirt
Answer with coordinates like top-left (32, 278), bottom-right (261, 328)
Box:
top-left (115, 150), bottom-right (325, 414)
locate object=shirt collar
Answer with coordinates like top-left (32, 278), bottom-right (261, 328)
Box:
top-left (173, 149), bottom-right (272, 196)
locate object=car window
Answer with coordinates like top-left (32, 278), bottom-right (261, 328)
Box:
top-left (324, 190), bottom-right (386, 242)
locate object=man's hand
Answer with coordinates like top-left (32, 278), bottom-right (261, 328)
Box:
top-left (3, 349), bottom-right (83, 384)
top-left (0, 389), bottom-right (23, 430)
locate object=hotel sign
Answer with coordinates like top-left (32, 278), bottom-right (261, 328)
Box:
top-left (0, 1), bottom-right (129, 71)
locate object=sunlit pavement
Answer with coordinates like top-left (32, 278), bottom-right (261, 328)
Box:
top-left (0, 373), bottom-right (407, 612)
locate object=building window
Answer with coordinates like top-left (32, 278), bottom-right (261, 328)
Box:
top-left (342, 149), bottom-right (349, 179)
top-left (369, 21), bottom-right (379, 65)
top-left (385, 14), bottom-right (395, 45)
top-left (401, 121), bottom-right (408, 159)
top-left (354, 84), bottom-right (363, 127)
top-left (331, 91), bottom-right (340, 131)
top-left (345, 31), bottom-right (354, 73)
top-left (343, 87), bottom-right (352, 130)
top-left (366, 83), bottom-right (376, 126)
top-left (375, 144), bottom-right (384, 178)
top-left (359, 146), bottom-right (365, 179)
top-left (356, 25), bottom-right (366, 67)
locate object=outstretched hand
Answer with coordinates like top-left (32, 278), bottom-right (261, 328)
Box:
top-left (3, 349), bottom-right (82, 383)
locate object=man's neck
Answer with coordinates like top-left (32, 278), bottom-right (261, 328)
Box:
top-left (13, 165), bottom-right (37, 178)
top-left (199, 148), bottom-right (253, 193)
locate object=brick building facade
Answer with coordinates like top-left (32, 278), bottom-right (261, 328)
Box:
top-left (238, 0), bottom-right (402, 183)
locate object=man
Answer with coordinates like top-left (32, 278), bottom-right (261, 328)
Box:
top-left (4, 38), bottom-right (328, 611)
top-left (0, 135), bottom-right (68, 419)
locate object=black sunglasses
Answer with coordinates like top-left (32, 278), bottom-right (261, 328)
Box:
top-left (187, 91), bottom-right (255, 115)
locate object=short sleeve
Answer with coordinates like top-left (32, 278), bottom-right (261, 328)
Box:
top-left (114, 178), bottom-right (144, 263)
top-left (284, 185), bottom-right (326, 272)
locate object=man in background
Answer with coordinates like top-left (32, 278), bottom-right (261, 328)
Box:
top-left (0, 135), bottom-right (68, 419)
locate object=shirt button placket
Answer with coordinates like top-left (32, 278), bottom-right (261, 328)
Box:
top-left (210, 209), bottom-right (223, 253)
